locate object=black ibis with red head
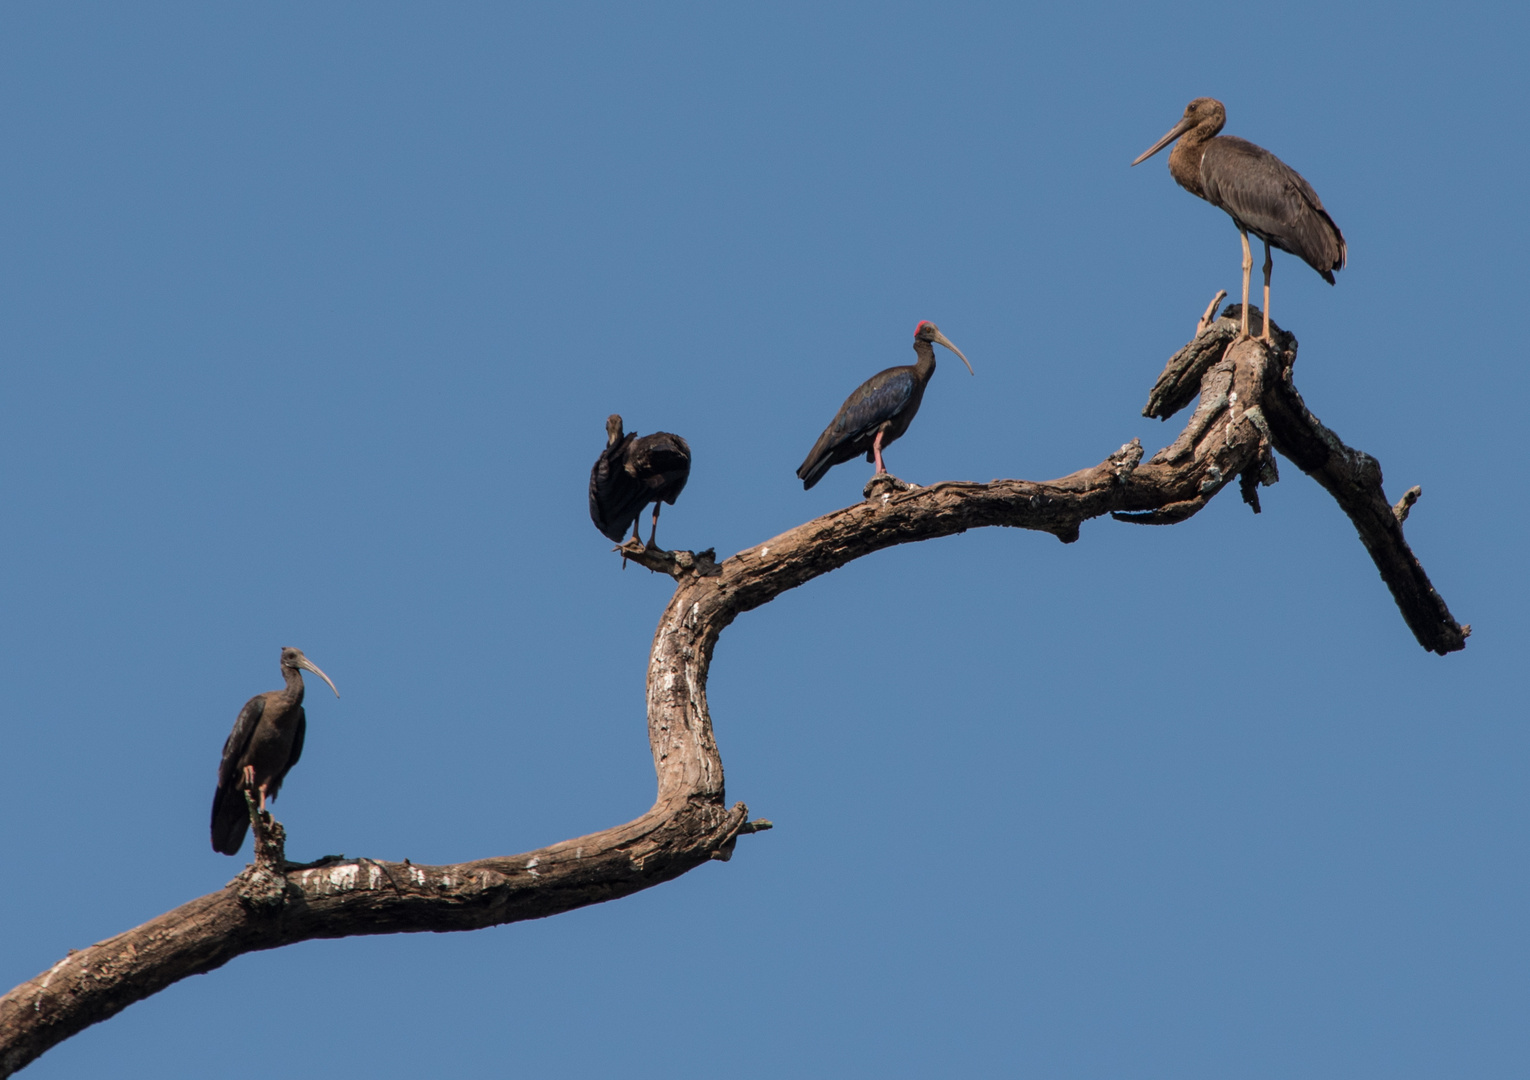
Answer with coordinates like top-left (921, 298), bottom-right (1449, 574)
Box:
top-left (589, 415), bottom-right (692, 548)
top-left (1132, 98), bottom-right (1346, 342)
top-left (210, 647), bottom-right (340, 856)
top-left (797, 321), bottom-right (973, 490)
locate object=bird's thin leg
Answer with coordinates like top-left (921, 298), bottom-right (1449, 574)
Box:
top-left (242, 764), bottom-right (256, 790)
top-left (1238, 227), bottom-right (1253, 339)
top-left (872, 429), bottom-right (887, 475)
top-left (648, 502), bottom-right (661, 549)
top-left (1261, 240), bottom-right (1274, 343)
top-left (631, 517), bottom-right (642, 546)
top-left (258, 784), bottom-right (269, 814)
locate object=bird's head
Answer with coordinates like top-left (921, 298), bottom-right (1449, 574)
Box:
top-left (605, 414), bottom-right (626, 448)
top-left (913, 321), bottom-right (974, 374)
top-left (280, 647), bottom-right (340, 698)
top-left (1131, 97), bottom-right (1227, 166)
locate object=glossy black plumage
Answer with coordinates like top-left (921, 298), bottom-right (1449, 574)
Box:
top-left (797, 321), bottom-right (972, 490)
top-left (588, 414), bottom-right (691, 547)
top-left (210, 647), bottom-right (339, 856)
top-left (1132, 97), bottom-right (1345, 340)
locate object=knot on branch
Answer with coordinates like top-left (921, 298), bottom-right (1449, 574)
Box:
top-left (709, 803), bottom-right (774, 862)
top-left (1109, 440), bottom-right (1143, 484)
top-left (1393, 485), bottom-right (1422, 523)
top-left (863, 473), bottom-right (917, 502)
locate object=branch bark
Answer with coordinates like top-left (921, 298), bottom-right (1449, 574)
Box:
top-left (0, 315), bottom-right (1466, 1075)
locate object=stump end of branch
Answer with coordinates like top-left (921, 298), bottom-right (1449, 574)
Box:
top-left (615, 541), bottom-right (722, 580)
top-left (235, 785), bottom-right (290, 912)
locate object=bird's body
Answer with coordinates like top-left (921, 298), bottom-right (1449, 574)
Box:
top-left (210, 647), bottom-right (339, 856)
top-left (1133, 98), bottom-right (1345, 341)
top-left (797, 321), bottom-right (973, 490)
top-left (589, 415), bottom-right (691, 547)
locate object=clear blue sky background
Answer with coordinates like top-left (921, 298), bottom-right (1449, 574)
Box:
top-left (1, 3), bottom-right (1525, 1077)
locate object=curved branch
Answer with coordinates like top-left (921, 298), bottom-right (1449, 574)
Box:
top-left (0, 320), bottom-right (1466, 1076)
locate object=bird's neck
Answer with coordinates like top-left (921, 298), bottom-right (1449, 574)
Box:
top-left (280, 666), bottom-right (306, 706)
top-left (1167, 124), bottom-right (1217, 199)
top-left (912, 341), bottom-right (937, 381)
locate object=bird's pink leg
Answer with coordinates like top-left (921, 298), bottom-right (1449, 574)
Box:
top-left (1261, 241), bottom-right (1274, 343)
top-left (242, 764), bottom-right (256, 790)
top-left (1238, 227), bottom-right (1253, 339)
top-left (648, 502), bottom-right (662, 549)
top-left (631, 517), bottom-right (642, 545)
top-left (872, 429), bottom-right (887, 475)
top-left (258, 784), bottom-right (269, 813)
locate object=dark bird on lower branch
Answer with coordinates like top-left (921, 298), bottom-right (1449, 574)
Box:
top-left (210, 647), bottom-right (340, 856)
top-left (589, 414), bottom-right (692, 548)
top-left (1132, 97), bottom-right (1345, 343)
top-left (796, 321), bottom-right (973, 490)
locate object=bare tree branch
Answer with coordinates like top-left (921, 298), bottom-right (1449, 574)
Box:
top-left (0, 318), bottom-right (1466, 1076)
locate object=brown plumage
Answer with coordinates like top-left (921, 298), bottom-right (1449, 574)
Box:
top-left (210, 647), bottom-right (339, 856)
top-left (1133, 97), bottom-right (1345, 342)
top-left (588, 414), bottom-right (691, 548)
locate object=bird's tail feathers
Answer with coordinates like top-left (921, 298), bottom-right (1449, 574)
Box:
top-left (210, 787), bottom-right (250, 856)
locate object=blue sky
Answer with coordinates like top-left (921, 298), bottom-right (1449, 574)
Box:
top-left (1, 3), bottom-right (1525, 1077)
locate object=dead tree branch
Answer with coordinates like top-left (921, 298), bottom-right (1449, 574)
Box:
top-left (0, 314), bottom-right (1465, 1076)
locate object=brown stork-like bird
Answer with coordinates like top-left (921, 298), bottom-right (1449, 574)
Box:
top-left (210, 646), bottom-right (340, 856)
top-left (1132, 97), bottom-right (1346, 342)
top-left (797, 321), bottom-right (973, 490)
top-left (588, 414), bottom-right (692, 549)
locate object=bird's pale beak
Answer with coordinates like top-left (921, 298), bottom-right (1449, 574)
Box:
top-left (1131, 117), bottom-right (1194, 167)
top-left (299, 657), bottom-right (341, 698)
top-left (932, 331), bottom-right (975, 374)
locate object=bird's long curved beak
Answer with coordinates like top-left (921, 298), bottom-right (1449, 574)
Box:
top-left (932, 331), bottom-right (975, 375)
top-left (299, 657), bottom-right (341, 698)
top-left (1131, 117), bottom-right (1193, 166)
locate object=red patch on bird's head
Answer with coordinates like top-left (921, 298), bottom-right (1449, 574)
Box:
top-left (914, 320), bottom-right (931, 336)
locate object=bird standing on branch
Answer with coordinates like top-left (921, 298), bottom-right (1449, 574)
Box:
top-left (1132, 97), bottom-right (1345, 343)
top-left (210, 647), bottom-right (340, 856)
top-left (588, 414), bottom-right (692, 549)
top-left (797, 321), bottom-right (974, 490)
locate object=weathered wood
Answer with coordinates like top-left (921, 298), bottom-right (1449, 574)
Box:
top-left (0, 320), bottom-right (1466, 1076)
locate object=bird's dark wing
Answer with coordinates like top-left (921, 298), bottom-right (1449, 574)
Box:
top-left (1201, 136), bottom-right (1346, 281)
top-left (589, 432), bottom-right (643, 541)
top-left (266, 706), bottom-right (305, 803)
top-left (216, 694), bottom-right (265, 791)
top-left (631, 432), bottom-right (692, 505)
top-left (210, 694), bottom-right (265, 855)
top-left (287, 707), bottom-right (306, 772)
top-left (797, 367), bottom-right (915, 489)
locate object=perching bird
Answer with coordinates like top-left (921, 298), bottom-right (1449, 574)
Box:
top-left (210, 647), bottom-right (340, 856)
top-left (588, 414), bottom-right (692, 548)
top-left (796, 321), bottom-right (973, 490)
top-left (1132, 97), bottom-right (1345, 342)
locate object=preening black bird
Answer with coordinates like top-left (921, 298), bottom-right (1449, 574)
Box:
top-left (1132, 97), bottom-right (1346, 342)
top-left (588, 414), bottom-right (692, 548)
top-left (796, 321), bottom-right (973, 490)
top-left (210, 647), bottom-right (340, 856)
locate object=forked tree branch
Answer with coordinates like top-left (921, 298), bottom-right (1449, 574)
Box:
top-left (0, 312), bottom-right (1466, 1076)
